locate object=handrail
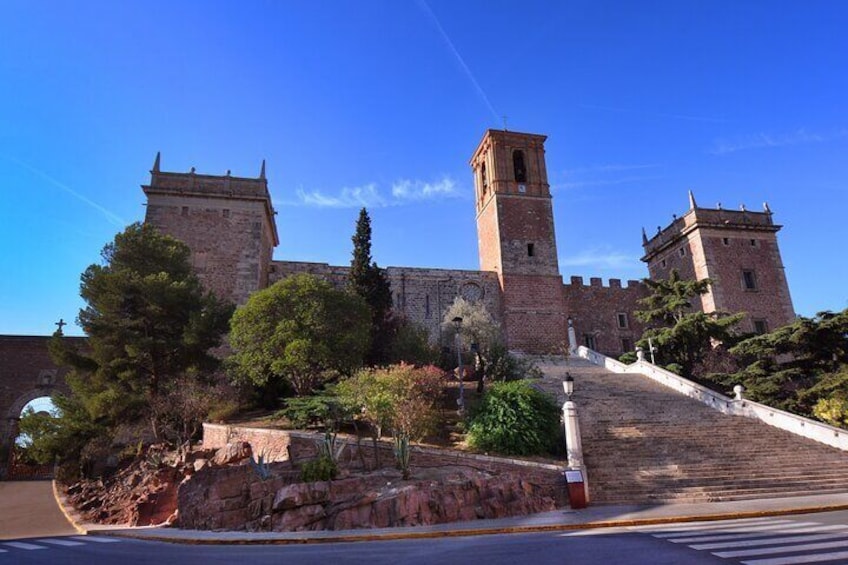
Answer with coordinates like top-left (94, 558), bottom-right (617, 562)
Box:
top-left (574, 346), bottom-right (848, 451)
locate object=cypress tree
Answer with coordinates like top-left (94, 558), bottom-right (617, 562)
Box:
top-left (349, 208), bottom-right (393, 365)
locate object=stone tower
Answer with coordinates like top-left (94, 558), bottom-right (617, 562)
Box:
top-left (470, 129), bottom-right (567, 353)
top-left (142, 155), bottom-right (279, 305)
top-left (642, 192), bottom-right (795, 333)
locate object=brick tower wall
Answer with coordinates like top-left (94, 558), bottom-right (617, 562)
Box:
top-left (143, 166), bottom-right (278, 306)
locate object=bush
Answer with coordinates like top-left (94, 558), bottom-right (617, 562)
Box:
top-left (276, 393), bottom-right (344, 429)
top-left (300, 455), bottom-right (337, 482)
top-left (467, 380), bottom-right (561, 456)
top-left (486, 344), bottom-right (542, 382)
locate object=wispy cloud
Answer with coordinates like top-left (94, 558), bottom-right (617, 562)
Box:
top-left (710, 128), bottom-right (848, 155)
top-left (295, 183), bottom-right (386, 209)
top-left (3, 155), bottom-right (126, 227)
top-left (291, 177), bottom-right (462, 209)
top-left (418, 0), bottom-right (500, 123)
top-left (392, 177), bottom-right (458, 200)
top-left (560, 247), bottom-right (642, 271)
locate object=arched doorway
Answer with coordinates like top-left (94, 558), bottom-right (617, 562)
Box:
top-left (3, 391), bottom-right (61, 480)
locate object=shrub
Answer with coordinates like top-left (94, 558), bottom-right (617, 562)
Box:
top-left (300, 455), bottom-right (338, 482)
top-left (467, 380), bottom-right (561, 456)
top-left (486, 344), bottom-right (543, 382)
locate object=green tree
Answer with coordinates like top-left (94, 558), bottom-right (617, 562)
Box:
top-left (349, 208), bottom-right (394, 365)
top-left (441, 296), bottom-right (501, 353)
top-left (229, 273), bottom-right (371, 396)
top-left (635, 270), bottom-right (743, 378)
top-left (721, 309), bottom-right (848, 415)
top-left (45, 223), bottom-right (233, 474)
top-left (336, 364), bottom-right (443, 478)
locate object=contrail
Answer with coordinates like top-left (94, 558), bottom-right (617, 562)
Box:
top-left (418, 0), bottom-right (500, 123)
top-left (2, 155), bottom-right (126, 227)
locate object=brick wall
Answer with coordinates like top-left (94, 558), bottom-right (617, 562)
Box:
top-left (562, 278), bottom-right (647, 358)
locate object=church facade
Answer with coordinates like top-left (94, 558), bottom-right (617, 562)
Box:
top-left (142, 129), bottom-right (795, 357)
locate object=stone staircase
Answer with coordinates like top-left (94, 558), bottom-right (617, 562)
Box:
top-left (533, 356), bottom-right (848, 504)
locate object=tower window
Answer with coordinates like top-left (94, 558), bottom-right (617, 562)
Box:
top-left (527, 243), bottom-right (535, 257)
top-left (723, 237), bottom-right (730, 246)
top-left (513, 150), bottom-right (527, 183)
top-left (753, 319), bottom-right (768, 334)
top-left (480, 162), bottom-right (488, 190)
top-left (616, 313), bottom-right (629, 329)
top-left (678, 247), bottom-right (686, 257)
top-left (583, 334), bottom-right (597, 350)
top-left (621, 338), bottom-right (633, 352)
top-left (750, 239), bottom-right (758, 247)
top-left (742, 269), bottom-right (758, 291)
top-left (222, 209), bottom-right (230, 218)
top-left (181, 206), bottom-right (189, 217)
top-left (661, 259), bottom-right (667, 268)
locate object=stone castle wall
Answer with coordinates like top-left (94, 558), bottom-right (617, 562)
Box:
top-left (563, 277), bottom-right (647, 358)
top-left (271, 261), bottom-right (502, 344)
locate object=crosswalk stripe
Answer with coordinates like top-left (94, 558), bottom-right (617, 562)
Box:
top-left (674, 524), bottom-right (848, 544)
top-left (714, 539), bottom-right (848, 558)
top-left (660, 522), bottom-right (822, 541)
top-left (637, 517), bottom-right (784, 533)
top-left (2, 541), bottom-right (46, 550)
top-left (71, 535), bottom-right (121, 543)
top-left (741, 549), bottom-right (848, 565)
top-left (691, 532), bottom-right (848, 550)
top-left (36, 538), bottom-right (86, 546)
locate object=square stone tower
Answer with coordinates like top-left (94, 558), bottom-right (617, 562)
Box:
top-left (142, 155), bottom-right (279, 305)
top-left (642, 192), bottom-right (795, 333)
top-left (471, 129), bottom-right (567, 353)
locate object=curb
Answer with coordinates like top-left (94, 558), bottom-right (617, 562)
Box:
top-left (96, 503), bottom-right (848, 545)
top-left (51, 480), bottom-right (87, 535)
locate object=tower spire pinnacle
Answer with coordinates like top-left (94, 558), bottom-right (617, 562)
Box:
top-left (642, 227), bottom-right (649, 246)
top-left (152, 151), bottom-right (161, 173)
top-left (688, 189), bottom-right (697, 210)
top-left (259, 159), bottom-right (266, 180)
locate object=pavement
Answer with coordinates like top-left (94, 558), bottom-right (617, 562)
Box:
top-left (50, 486), bottom-right (848, 545)
top-left (0, 480), bottom-right (80, 540)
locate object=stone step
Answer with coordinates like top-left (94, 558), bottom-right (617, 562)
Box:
top-left (535, 354), bottom-right (848, 505)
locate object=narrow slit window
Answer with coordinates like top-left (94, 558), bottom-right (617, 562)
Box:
top-left (742, 269), bottom-right (758, 291)
top-left (425, 294), bottom-right (431, 319)
top-left (723, 237), bottom-right (730, 246)
top-left (617, 313), bottom-right (629, 329)
top-left (527, 243), bottom-right (535, 257)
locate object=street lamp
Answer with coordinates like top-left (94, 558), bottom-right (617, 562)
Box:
top-left (563, 372), bottom-right (574, 401)
top-left (452, 316), bottom-right (465, 413)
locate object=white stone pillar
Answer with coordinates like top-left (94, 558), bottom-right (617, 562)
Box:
top-left (562, 399), bottom-right (589, 502)
top-left (567, 318), bottom-right (577, 355)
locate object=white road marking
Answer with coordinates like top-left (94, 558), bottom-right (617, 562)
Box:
top-left (715, 539), bottom-right (848, 558)
top-left (660, 522), bottom-right (822, 541)
top-left (636, 517), bottom-right (784, 533)
top-left (36, 538), bottom-right (86, 546)
top-left (2, 541), bottom-right (46, 550)
top-left (742, 550), bottom-right (848, 564)
top-left (691, 531), bottom-right (848, 550)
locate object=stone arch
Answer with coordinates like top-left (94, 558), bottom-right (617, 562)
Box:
top-left (0, 335), bottom-right (77, 479)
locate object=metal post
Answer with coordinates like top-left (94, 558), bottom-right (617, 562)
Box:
top-left (452, 317), bottom-right (465, 414)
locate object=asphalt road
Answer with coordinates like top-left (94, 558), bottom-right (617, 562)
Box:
top-left (0, 481), bottom-right (76, 540)
top-left (9, 511), bottom-right (848, 565)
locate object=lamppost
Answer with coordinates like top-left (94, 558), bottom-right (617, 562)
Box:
top-left (452, 316), bottom-right (465, 414)
top-left (563, 372), bottom-right (574, 401)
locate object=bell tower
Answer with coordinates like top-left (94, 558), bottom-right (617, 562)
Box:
top-left (471, 129), bottom-right (566, 353)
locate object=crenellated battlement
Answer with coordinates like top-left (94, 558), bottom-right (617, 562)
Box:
top-left (564, 276), bottom-right (643, 289)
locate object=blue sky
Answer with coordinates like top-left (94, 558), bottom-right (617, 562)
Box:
top-left (2, 1), bottom-right (847, 336)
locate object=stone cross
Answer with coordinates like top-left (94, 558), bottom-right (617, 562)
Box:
top-left (55, 318), bottom-right (66, 336)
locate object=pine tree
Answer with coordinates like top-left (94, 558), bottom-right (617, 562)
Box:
top-left (349, 208), bottom-right (393, 365)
